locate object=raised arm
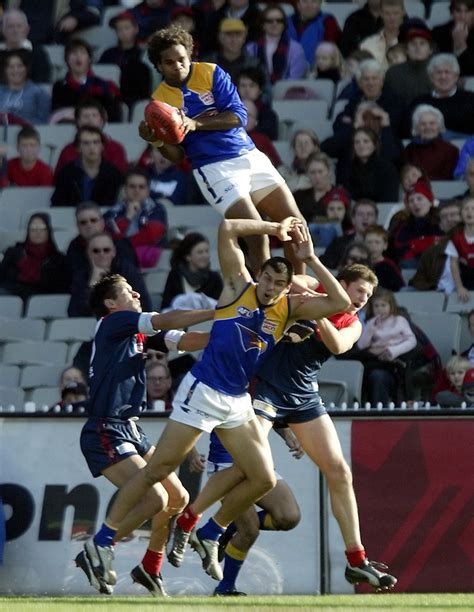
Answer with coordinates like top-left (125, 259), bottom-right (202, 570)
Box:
top-left (218, 217), bottom-right (302, 293)
top-left (290, 227), bottom-right (351, 320)
top-left (316, 318), bottom-right (362, 355)
top-left (177, 331), bottom-right (210, 352)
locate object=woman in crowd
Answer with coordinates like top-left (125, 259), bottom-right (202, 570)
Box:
top-left (161, 232), bottom-right (223, 310)
top-left (340, 127), bottom-right (399, 202)
top-left (245, 4), bottom-right (306, 83)
top-left (402, 104), bottom-right (459, 180)
top-left (293, 152), bottom-right (335, 222)
top-left (282, 128), bottom-right (320, 192)
top-left (0, 50), bottom-right (50, 124)
top-left (0, 212), bottom-right (67, 301)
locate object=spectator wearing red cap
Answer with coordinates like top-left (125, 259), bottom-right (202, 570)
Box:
top-left (389, 177), bottom-right (443, 267)
top-left (384, 19), bottom-right (434, 107)
top-left (98, 11), bottom-right (152, 110)
top-left (129, 0), bottom-right (175, 45)
top-left (309, 185), bottom-right (353, 248)
top-left (402, 104), bottom-right (459, 180)
top-left (170, 7), bottom-right (200, 57)
top-left (461, 368), bottom-right (474, 406)
top-left (432, 0), bottom-right (474, 76)
top-left (445, 196), bottom-right (474, 302)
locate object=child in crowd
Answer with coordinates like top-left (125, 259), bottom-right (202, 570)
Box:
top-left (433, 355), bottom-right (471, 407)
top-left (355, 288), bottom-right (417, 406)
top-left (461, 369), bottom-right (474, 407)
top-left (311, 42), bottom-right (344, 82)
top-left (308, 187), bottom-right (351, 248)
top-left (364, 224), bottom-right (404, 291)
top-left (7, 126), bottom-right (53, 187)
top-left (237, 67), bottom-right (277, 140)
top-left (386, 43), bottom-right (407, 66)
top-left (445, 197), bottom-right (474, 302)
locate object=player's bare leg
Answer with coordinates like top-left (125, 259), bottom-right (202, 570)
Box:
top-left (290, 415), bottom-right (397, 591)
top-left (187, 419), bottom-right (276, 581)
top-left (253, 183), bottom-right (307, 274)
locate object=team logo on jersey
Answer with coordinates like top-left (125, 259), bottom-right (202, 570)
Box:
top-left (237, 306), bottom-right (253, 318)
top-left (261, 319), bottom-right (277, 335)
top-left (135, 333), bottom-right (145, 353)
top-left (236, 323), bottom-right (268, 354)
top-left (199, 91), bottom-right (215, 105)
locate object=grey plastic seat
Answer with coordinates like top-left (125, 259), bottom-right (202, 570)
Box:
top-left (411, 312), bottom-right (462, 364)
top-left (319, 359), bottom-right (364, 404)
top-left (0, 365), bottom-right (21, 386)
top-left (0, 295), bottom-right (23, 318)
top-left (0, 386), bottom-right (25, 410)
top-left (25, 295), bottom-right (70, 319)
top-left (396, 291), bottom-right (446, 314)
top-left (20, 365), bottom-right (65, 389)
top-left (48, 318), bottom-right (95, 342)
top-left (0, 317), bottom-right (46, 341)
top-left (2, 341), bottom-right (68, 366)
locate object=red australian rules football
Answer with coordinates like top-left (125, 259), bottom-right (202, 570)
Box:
top-left (144, 100), bottom-right (186, 145)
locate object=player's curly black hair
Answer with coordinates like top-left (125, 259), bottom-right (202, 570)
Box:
top-left (89, 273), bottom-right (125, 319)
top-left (148, 25), bottom-right (194, 67)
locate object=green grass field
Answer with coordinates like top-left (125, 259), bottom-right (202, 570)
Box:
top-left (0, 594), bottom-right (473, 612)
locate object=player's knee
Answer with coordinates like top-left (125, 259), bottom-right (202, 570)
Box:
top-left (256, 471), bottom-right (277, 497)
top-left (148, 484), bottom-right (169, 514)
top-left (143, 462), bottom-right (171, 487)
top-left (167, 485), bottom-right (189, 514)
top-left (272, 506), bottom-right (301, 531)
top-left (326, 458), bottom-right (353, 488)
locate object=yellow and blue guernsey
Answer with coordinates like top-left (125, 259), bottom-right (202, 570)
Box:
top-left (191, 282), bottom-right (291, 396)
top-left (152, 62), bottom-right (255, 169)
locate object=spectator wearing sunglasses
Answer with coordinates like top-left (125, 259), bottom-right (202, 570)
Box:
top-left (68, 232), bottom-right (151, 316)
top-left (66, 201), bottom-right (137, 276)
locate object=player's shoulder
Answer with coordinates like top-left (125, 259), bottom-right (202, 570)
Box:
top-left (188, 62), bottom-right (219, 86)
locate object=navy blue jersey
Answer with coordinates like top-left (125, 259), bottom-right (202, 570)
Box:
top-left (88, 311), bottom-right (157, 418)
top-left (256, 312), bottom-right (359, 403)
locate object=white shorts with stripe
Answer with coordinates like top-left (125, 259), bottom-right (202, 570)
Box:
top-left (193, 148), bottom-right (285, 216)
top-left (169, 372), bottom-right (254, 433)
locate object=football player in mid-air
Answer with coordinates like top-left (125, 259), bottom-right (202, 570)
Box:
top-left (140, 24), bottom-right (306, 275)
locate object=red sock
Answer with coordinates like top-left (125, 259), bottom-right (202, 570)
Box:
top-left (142, 549), bottom-right (163, 576)
top-left (345, 547), bottom-right (366, 567)
top-left (176, 505), bottom-right (200, 533)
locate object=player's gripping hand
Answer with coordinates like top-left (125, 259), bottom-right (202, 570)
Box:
top-left (138, 120), bottom-right (164, 148)
top-left (277, 217), bottom-right (304, 242)
top-left (291, 223), bottom-right (315, 262)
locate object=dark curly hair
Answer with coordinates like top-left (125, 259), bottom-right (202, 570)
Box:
top-left (148, 25), bottom-right (194, 67)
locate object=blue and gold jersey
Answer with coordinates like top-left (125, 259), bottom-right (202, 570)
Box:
top-left (152, 62), bottom-right (255, 169)
top-left (191, 283), bottom-right (291, 396)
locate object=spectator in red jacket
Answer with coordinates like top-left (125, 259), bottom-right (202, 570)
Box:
top-left (55, 98), bottom-right (128, 178)
top-left (104, 168), bottom-right (168, 269)
top-left (7, 126), bottom-right (53, 186)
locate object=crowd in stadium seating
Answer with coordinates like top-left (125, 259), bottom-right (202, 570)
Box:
top-left (1, 0), bottom-right (474, 409)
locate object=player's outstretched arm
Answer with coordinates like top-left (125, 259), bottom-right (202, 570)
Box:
top-left (177, 331), bottom-right (210, 352)
top-left (291, 226), bottom-right (351, 320)
top-left (151, 309), bottom-right (214, 331)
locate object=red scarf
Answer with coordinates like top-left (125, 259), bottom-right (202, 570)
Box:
top-left (17, 241), bottom-right (54, 285)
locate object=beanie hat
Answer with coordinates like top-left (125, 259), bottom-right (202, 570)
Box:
top-left (462, 368), bottom-right (474, 390)
top-left (408, 177), bottom-right (434, 204)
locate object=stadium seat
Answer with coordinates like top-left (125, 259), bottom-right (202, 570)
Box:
top-left (0, 206), bottom-right (22, 229)
top-left (319, 358), bottom-right (364, 404)
top-left (0, 317), bottom-right (46, 342)
top-left (67, 341), bottom-right (84, 364)
top-left (427, 2), bottom-right (451, 28)
top-left (0, 365), bottom-right (21, 387)
top-left (25, 294), bottom-right (70, 319)
top-left (395, 291), bottom-right (446, 314)
top-left (47, 318), bottom-right (96, 342)
top-left (273, 99), bottom-right (330, 139)
top-left (0, 386), bottom-right (25, 409)
top-left (46, 207), bottom-right (76, 231)
top-left (464, 77), bottom-right (474, 93)
top-left (93, 63), bottom-right (121, 88)
top-left (106, 122), bottom-right (145, 163)
top-left (144, 270), bottom-right (169, 294)
top-left (410, 312), bottom-right (462, 364)
top-left (330, 98), bottom-right (347, 120)
top-left (43, 45), bottom-right (67, 81)
top-left (154, 249), bottom-right (172, 271)
top-left (401, 268), bottom-right (416, 284)
top-left (431, 180), bottom-right (465, 200)
top-left (0, 227), bottom-right (23, 252)
top-left (2, 341), bottom-right (69, 366)
top-left (273, 79), bottom-right (335, 109)
top-left (404, 1), bottom-right (425, 19)
top-left (54, 229), bottom-right (77, 253)
top-left (0, 187), bottom-right (54, 211)
top-left (318, 380), bottom-right (348, 407)
top-left (379, 202), bottom-right (403, 229)
top-left (36, 124), bottom-right (76, 168)
top-left (273, 140), bottom-right (293, 166)
top-left (445, 292), bottom-right (474, 313)
top-left (0, 295), bottom-right (23, 318)
top-left (326, 3), bottom-right (358, 28)
top-left (131, 99), bottom-right (148, 125)
top-left (28, 386), bottom-right (58, 407)
top-left (20, 365), bottom-right (65, 389)
top-left (167, 206), bottom-right (221, 227)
